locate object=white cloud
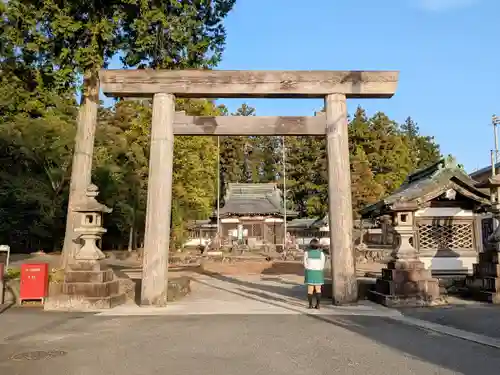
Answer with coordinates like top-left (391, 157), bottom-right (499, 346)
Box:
top-left (412, 0), bottom-right (479, 11)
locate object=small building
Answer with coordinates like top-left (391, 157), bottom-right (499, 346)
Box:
top-left (287, 217), bottom-right (328, 248)
top-left (215, 183), bottom-right (297, 247)
top-left (185, 220), bottom-right (217, 248)
top-left (469, 163), bottom-right (500, 185)
top-left (360, 156), bottom-right (491, 274)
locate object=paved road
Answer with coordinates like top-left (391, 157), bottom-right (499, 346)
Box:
top-left (1, 309), bottom-right (500, 375)
top-left (399, 303), bottom-right (500, 339)
top-left (2, 274), bottom-right (500, 374)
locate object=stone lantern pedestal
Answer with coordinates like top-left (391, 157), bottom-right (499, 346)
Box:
top-left (45, 185), bottom-right (126, 311)
top-left (465, 175), bottom-right (500, 303)
top-left (370, 208), bottom-right (442, 307)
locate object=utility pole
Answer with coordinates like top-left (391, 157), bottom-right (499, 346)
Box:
top-left (494, 114), bottom-right (500, 169)
top-left (216, 136), bottom-right (221, 237)
top-left (491, 115), bottom-right (500, 227)
top-left (282, 136), bottom-right (287, 245)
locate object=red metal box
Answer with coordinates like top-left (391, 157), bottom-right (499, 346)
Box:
top-left (20, 263), bottom-right (49, 303)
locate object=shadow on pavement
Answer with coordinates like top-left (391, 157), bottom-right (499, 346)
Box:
top-left (398, 304), bottom-right (500, 340)
top-left (194, 273), bottom-right (500, 375)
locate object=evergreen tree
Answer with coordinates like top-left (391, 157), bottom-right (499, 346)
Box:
top-left (350, 147), bottom-right (384, 218)
top-left (401, 116), bottom-right (441, 170)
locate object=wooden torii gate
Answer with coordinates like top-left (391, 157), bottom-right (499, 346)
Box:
top-left (97, 69), bottom-right (399, 306)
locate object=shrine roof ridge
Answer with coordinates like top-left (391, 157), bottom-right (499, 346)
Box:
top-left (360, 156), bottom-right (491, 218)
top-left (100, 69), bottom-right (399, 99)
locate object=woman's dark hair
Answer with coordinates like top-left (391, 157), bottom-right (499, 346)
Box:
top-left (309, 238), bottom-right (320, 249)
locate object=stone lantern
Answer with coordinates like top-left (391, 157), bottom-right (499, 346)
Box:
top-left (371, 203), bottom-right (441, 306)
top-left (73, 184), bottom-right (112, 262)
top-left (465, 175), bottom-right (500, 302)
top-left (476, 175), bottom-right (500, 252)
top-left (389, 206), bottom-right (418, 263)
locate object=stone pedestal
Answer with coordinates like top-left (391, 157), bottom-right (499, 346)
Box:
top-left (368, 210), bottom-right (443, 307)
top-left (465, 251), bottom-right (500, 303)
top-left (370, 260), bottom-right (441, 307)
top-left (44, 262), bottom-right (126, 311)
top-left (465, 177), bottom-right (500, 303)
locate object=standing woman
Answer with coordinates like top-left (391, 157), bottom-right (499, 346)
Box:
top-left (303, 238), bottom-right (326, 309)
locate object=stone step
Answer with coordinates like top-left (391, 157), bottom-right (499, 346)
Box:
top-left (381, 268), bottom-right (432, 282)
top-left (44, 292), bottom-right (127, 311)
top-left (64, 269), bottom-right (114, 283)
top-left (460, 288), bottom-right (500, 304)
top-left (62, 280), bottom-right (120, 298)
top-left (368, 290), bottom-right (446, 308)
top-left (465, 275), bottom-right (500, 292)
top-left (472, 263), bottom-right (500, 278)
top-left (375, 278), bottom-right (439, 297)
top-left (479, 252), bottom-right (500, 264)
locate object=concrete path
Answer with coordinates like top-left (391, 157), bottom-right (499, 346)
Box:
top-left (96, 273), bottom-right (500, 351)
top-left (98, 274), bottom-right (398, 317)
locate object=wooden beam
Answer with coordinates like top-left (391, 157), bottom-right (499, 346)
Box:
top-left (325, 93), bottom-right (358, 304)
top-left (173, 112), bottom-right (326, 135)
top-left (100, 70), bottom-right (399, 99)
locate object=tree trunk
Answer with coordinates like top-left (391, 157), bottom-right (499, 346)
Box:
top-left (60, 71), bottom-right (99, 268)
top-left (133, 231), bottom-right (139, 250)
top-left (128, 224), bottom-right (134, 252)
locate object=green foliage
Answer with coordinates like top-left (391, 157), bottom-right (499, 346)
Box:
top-left (5, 268), bottom-right (21, 281)
top-left (120, 0), bottom-right (236, 69)
top-left (0, 0), bottom-right (235, 252)
top-left (283, 106), bottom-right (441, 218)
top-left (91, 98), bottom-right (222, 250)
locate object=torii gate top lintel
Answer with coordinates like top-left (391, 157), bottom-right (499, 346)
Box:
top-left (99, 69), bottom-right (399, 99)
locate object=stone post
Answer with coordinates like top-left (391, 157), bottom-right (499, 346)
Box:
top-left (141, 93), bottom-right (175, 306)
top-left (466, 175), bottom-right (500, 302)
top-left (370, 208), bottom-right (441, 307)
top-left (325, 93), bottom-right (357, 304)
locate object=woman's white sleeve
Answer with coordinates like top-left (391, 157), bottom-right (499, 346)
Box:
top-left (303, 251), bottom-right (308, 268)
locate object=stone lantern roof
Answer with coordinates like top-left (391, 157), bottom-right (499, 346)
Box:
top-left (73, 184), bottom-right (112, 214)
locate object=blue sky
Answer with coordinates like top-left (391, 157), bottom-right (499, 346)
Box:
top-left (108, 0), bottom-right (499, 172)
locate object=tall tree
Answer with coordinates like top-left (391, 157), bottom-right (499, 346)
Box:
top-left (219, 103), bottom-right (258, 195)
top-left (0, 0), bottom-right (236, 264)
top-left (400, 116), bottom-right (441, 170)
top-left (350, 147), bottom-right (384, 218)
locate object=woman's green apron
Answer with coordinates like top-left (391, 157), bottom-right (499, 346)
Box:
top-left (304, 248), bottom-right (325, 285)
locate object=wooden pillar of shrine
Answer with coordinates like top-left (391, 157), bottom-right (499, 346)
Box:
top-left (141, 93), bottom-right (175, 306)
top-left (325, 93), bottom-right (358, 304)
